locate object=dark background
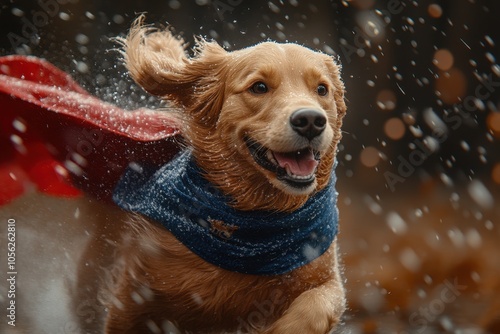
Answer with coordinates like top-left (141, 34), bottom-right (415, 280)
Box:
top-left (1, 0), bottom-right (499, 197)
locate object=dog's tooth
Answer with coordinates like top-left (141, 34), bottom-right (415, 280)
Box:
top-left (267, 150), bottom-right (276, 163)
top-left (287, 171), bottom-right (316, 180)
top-left (285, 168), bottom-right (314, 180)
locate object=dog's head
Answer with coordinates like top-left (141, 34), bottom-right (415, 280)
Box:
top-left (122, 17), bottom-right (346, 212)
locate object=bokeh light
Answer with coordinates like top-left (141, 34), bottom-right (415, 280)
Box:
top-left (433, 49), bottom-right (454, 71)
top-left (384, 117), bottom-right (406, 140)
top-left (360, 146), bottom-right (381, 167)
top-left (492, 163), bottom-right (500, 185)
top-left (486, 111), bottom-right (500, 138)
top-left (435, 68), bottom-right (467, 104)
top-left (351, 0), bottom-right (375, 10)
top-left (376, 89), bottom-right (397, 111)
top-left (428, 4), bottom-right (443, 18)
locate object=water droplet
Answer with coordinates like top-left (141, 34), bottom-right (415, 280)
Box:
top-left (75, 33), bottom-right (89, 45)
top-left (484, 35), bottom-right (495, 47)
top-left (414, 208), bottom-right (424, 218)
top-left (113, 14), bottom-right (125, 24)
top-left (484, 220), bottom-right (493, 230)
top-left (447, 227), bottom-right (465, 248)
top-left (11, 8), bottom-right (24, 17)
top-left (64, 160), bottom-right (84, 176)
top-left (471, 271), bottom-right (481, 283)
top-left (409, 125), bottom-right (423, 137)
top-left (191, 293), bottom-right (203, 305)
top-left (10, 134), bottom-right (23, 146)
top-left (491, 64), bottom-right (500, 77)
top-left (145, 319), bottom-right (161, 334)
top-left (439, 316), bottom-right (454, 331)
top-left (59, 12), bottom-right (70, 21)
top-left (423, 108), bottom-right (448, 134)
top-left (363, 195), bottom-right (383, 215)
top-left (440, 173), bottom-right (453, 187)
top-left (467, 179), bottom-right (494, 209)
top-left (323, 44), bottom-right (335, 55)
top-left (386, 211), bottom-right (408, 235)
top-left (131, 291), bottom-right (145, 305)
top-left (12, 118), bottom-right (27, 133)
top-left (465, 228), bottom-right (482, 248)
top-left (303, 244), bottom-right (320, 261)
top-left (399, 248), bottom-right (421, 272)
top-left (485, 52), bottom-right (496, 63)
top-left (460, 140), bottom-right (470, 151)
top-left (423, 135), bottom-right (439, 152)
top-left (75, 61), bottom-right (89, 74)
top-left (268, 1), bottom-right (280, 13)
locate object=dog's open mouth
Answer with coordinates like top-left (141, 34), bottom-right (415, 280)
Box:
top-left (245, 137), bottom-right (320, 189)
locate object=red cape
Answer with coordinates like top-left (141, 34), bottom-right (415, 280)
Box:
top-left (0, 55), bottom-right (181, 205)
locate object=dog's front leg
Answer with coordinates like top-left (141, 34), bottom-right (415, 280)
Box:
top-left (264, 275), bottom-right (345, 334)
top-left (264, 244), bottom-right (345, 334)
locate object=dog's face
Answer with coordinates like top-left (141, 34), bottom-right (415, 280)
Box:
top-left (123, 21), bottom-right (346, 211)
top-left (219, 42), bottom-right (341, 195)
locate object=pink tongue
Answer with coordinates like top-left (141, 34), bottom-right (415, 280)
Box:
top-left (273, 149), bottom-right (318, 176)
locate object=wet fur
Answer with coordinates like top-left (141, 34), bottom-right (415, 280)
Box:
top-left (105, 16), bottom-right (347, 333)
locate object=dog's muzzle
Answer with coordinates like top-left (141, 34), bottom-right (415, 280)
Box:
top-left (245, 137), bottom-right (321, 189)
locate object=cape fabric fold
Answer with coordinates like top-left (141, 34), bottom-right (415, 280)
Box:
top-left (0, 55), bottom-right (181, 205)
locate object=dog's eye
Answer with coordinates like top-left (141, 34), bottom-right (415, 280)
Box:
top-left (317, 84), bottom-right (328, 96)
top-left (249, 82), bottom-right (268, 94)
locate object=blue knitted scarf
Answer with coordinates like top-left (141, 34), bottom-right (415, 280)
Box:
top-left (113, 150), bottom-right (338, 275)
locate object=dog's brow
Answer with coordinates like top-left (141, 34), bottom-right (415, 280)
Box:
top-left (239, 67), bottom-right (281, 87)
top-left (305, 66), bottom-right (327, 79)
top-left (300, 66), bottom-right (331, 87)
top-left (245, 65), bottom-right (279, 79)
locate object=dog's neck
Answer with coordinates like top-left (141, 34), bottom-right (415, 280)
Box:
top-left (113, 150), bottom-right (339, 275)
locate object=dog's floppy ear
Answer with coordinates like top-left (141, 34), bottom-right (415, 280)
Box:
top-left (325, 57), bottom-right (347, 128)
top-left (120, 16), bottom-right (227, 122)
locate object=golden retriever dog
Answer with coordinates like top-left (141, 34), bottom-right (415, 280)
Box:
top-left (101, 17), bottom-right (346, 333)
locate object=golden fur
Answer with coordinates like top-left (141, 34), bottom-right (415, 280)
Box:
top-left (104, 16), bottom-right (347, 333)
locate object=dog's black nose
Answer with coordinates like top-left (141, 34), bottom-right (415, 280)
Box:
top-left (290, 109), bottom-right (327, 140)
